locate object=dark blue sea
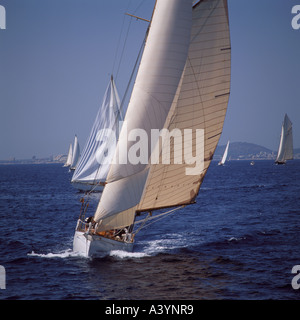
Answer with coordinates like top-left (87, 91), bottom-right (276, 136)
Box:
top-left (0, 160), bottom-right (299, 301)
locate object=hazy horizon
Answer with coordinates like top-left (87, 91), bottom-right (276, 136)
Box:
top-left (1, 0), bottom-right (299, 159)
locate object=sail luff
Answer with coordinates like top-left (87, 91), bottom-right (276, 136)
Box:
top-left (94, 0), bottom-right (193, 230)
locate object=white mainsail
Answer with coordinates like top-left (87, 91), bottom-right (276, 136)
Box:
top-left (63, 143), bottom-right (73, 167)
top-left (218, 141), bottom-right (230, 166)
top-left (275, 114), bottom-right (293, 164)
top-left (70, 135), bottom-right (80, 170)
top-left (71, 76), bottom-right (123, 191)
top-left (94, 0), bottom-right (193, 231)
top-left (94, 0), bottom-right (231, 231)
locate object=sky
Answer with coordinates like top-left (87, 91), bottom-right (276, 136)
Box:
top-left (0, 0), bottom-right (299, 160)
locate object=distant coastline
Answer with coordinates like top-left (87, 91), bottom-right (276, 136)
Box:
top-left (0, 142), bottom-right (300, 165)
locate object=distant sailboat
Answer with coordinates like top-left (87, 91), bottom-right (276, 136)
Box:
top-left (63, 143), bottom-right (73, 167)
top-left (73, 0), bottom-right (231, 257)
top-left (275, 114), bottom-right (293, 165)
top-left (71, 76), bottom-right (124, 192)
top-left (70, 135), bottom-right (80, 171)
top-left (218, 141), bottom-right (230, 166)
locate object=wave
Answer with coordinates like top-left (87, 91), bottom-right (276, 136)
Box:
top-left (27, 249), bottom-right (83, 259)
top-left (109, 250), bottom-right (149, 259)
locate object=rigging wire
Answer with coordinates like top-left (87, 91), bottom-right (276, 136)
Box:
top-left (111, 0), bottom-right (132, 77)
top-left (133, 206), bottom-right (185, 236)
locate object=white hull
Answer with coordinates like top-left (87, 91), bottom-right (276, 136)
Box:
top-left (73, 231), bottom-right (134, 258)
top-left (71, 181), bottom-right (104, 193)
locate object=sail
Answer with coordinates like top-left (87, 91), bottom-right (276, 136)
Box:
top-left (94, 0), bottom-right (193, 231)
top-left (138, 0), bottom-right (231, 212)
top-left (71, 77), bottom-right (123, 185)
top-left (70, 135), bottom-right (80, 170)
top-left (219, 141), bottom-right (230, 165)
top-left (276, 114), bottom-right (293, 163)
top-left (64, 143), bottom-right (73, 167)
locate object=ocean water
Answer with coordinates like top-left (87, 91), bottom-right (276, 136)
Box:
top-left (0, 160), bottom-right (299, 300)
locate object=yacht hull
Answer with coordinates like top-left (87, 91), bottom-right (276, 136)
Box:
top-left (73, 231), bottom-right (134, 258)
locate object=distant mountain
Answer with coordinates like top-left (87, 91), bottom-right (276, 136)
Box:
top-left (215, 142), bottom-right (300, 160)
top-left (214, 142), bottom-right (276, 160)
top-left (294, 148), bottom-right (300, 159)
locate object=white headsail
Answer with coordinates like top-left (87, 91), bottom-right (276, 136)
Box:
top-left (275, 114), bottom-right (293, 164)
top-left (71, 76), bottom-right (123, 189)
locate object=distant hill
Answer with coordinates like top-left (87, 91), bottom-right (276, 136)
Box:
top-left (215, 142), bottom-right (276, 160)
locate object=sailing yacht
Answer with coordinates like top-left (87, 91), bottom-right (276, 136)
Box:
top-left (218, 141), bottom-right (230, 166)
top-left (71, 76), bottom-right (124, 192)
top-left (70, 135), bottom-right (80, 171)
top-left (275, 114), bottom-right (293, 165)
top-left (73, 0), bottom-right (231, 257)
top-left (63, 143), bottom-right (73, 167)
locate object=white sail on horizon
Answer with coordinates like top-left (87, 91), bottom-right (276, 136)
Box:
top-left (218, 141), bottom-right (230, 166)
top-left (275, 114), bottom-right (293, 164)
top-left (63, 143), bottom-right (73, 167)
top-left (70, 135), bottom-right (80, 170)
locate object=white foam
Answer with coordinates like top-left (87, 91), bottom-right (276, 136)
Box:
top-left (109, 250), bottom-right (149, 259)
top-left (28, 249), bottom-right (83, 259)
